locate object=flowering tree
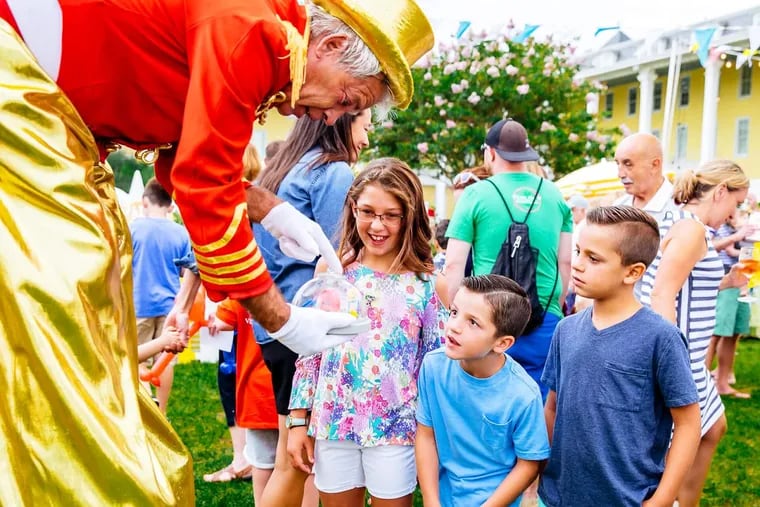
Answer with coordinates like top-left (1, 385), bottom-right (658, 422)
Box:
top-left (366, 31), bottom-right (619, 180)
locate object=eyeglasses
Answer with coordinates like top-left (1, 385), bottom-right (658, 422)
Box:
top-left (452, 171), bottom-right (481, 187)
top-left (353, 207), bottom-right (404, 225)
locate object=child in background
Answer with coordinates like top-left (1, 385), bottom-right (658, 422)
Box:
top-left (287, 158), bottom-right (446, 507)
top-left (137, 326), bottom-right (185, 363)
top-left (205, 299), bottom-right (279, 504)
top-left (416, 275), bottom-right (550, 507)
top-left (433, 219), bottom-right (449, 273)
top-left (540, 206), bottom-right (701, 506)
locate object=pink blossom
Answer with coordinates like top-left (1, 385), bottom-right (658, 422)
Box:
top-left (460, 79), bottom-right (469, 89)
top-left (506, 65), bottom-right (519, 76)
top-left (485, 56), bottom-right (498, 66)
top-left (446, 120), bottom-right (456, 128)
top-left (543, 69), bottom-right (552, 76)
top-left (484, 86), bottom-right (493, 96)
top-left (432, 133), bottom-right (438, 141)
top-left (455, 61), bottom-right (468, 71)
top-left (434, 95), bottom-right (445, 107)
top-left (586, 131), bottom-right (599, 141)
top-left (432, 79), bottom-right (440, 86)
top-left (540, 121), bottom-right (556, 132)
top-left (381, 120), bottom-right (394, 129)
top-left (585, 92), bottom-right (597, 103)
top-left (423, 72), bottom-right (432, 81)
top-left (486, 66), bottom-right (499, 78)
top-left (439, 109), bottom-right (447, 117)
top-left (417, 142), bottom-right (429, 154)
top-left (568, 133), bottom-right (579, 142)
top-left (451, 83), bottom-right (463, 94)
top-left (443, 63), bottom-right (456, 75)
top-left (516, 84), bottom-right (530, 95)
top-left (527, 47), bottom-right (535, 56)
top-left (469, 63), bottom-right (480, 75)
top-left (467, 92), bottom-right (481, 105)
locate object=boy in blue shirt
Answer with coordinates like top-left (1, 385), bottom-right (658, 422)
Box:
top-left (416, 275), bottom-right (550, 507)
top-left (539, 206), bottom-right (701, 506)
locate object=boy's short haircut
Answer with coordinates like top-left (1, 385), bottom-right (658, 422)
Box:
top-left (461, 275), bottom-right (531, 338)
top-left (142, 178), bottom-right (173, 208)
top-left (585, 205), bottom-right (660, 266)
top-left (435, 220), bottom-right (450, 249)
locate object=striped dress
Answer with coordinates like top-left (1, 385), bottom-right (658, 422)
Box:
top-left (640, 209), bottom-right (724, 436)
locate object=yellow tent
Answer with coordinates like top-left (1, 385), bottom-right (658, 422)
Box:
top-left (554, 160), bottom-right (623, 199)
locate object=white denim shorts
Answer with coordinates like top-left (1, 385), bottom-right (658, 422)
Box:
top-left (313, 440), bottom-right (417, 499)
top-left (244, 429), bottom-right (279, 469)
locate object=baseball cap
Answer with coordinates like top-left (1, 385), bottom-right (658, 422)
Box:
top-left (567, 194), bottom-right (589, 209)
top-left (485, 119), bottom-right (539, 162)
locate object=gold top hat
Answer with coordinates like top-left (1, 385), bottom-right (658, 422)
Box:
top-left (312, 0), bottom-right (434, 109)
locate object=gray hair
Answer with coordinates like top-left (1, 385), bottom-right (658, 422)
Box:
top-left (308, 3), bottom-right (394, 118)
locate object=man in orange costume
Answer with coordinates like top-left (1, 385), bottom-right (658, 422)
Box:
top-left (0, 0), bottom-right (432, 504)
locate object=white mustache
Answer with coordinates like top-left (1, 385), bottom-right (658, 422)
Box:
top-left (620, 178), bottom-right (633, 185)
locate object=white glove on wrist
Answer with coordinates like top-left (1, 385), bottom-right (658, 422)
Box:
top-left (269, 304), bottom-right (357, 356)
top-left (261, 202), bottom-right (343, 273)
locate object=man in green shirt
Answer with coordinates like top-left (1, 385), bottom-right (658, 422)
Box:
top-left (445, 119), bottom-right (572, 397)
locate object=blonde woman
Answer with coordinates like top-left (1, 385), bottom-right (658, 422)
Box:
top-left (640, 160), bottom-right (749, 507)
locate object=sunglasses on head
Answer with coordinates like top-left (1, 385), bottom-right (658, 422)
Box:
top-left (453, 171), bottom-right (481, 187)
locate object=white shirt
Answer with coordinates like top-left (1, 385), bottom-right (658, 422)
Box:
top-left (614, 178), bottom-right (680, 225)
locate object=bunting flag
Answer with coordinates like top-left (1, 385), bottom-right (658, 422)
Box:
top-left (694, 27), bottom-right (716, 67)
top-left (455, 21), bottom-right (471, 39)
top-left (594, 25), bottom-right (620, 37)
top-left (736, 48), bottom-right (759, 69)
top-left (513, 24), bottom-right (539, 43)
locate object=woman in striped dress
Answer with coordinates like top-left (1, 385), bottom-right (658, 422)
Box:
top-left (640, 160), bottom-right (749, 507)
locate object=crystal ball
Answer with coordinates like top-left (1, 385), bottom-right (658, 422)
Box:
top-left (292, 272), bottom-right (364, 318)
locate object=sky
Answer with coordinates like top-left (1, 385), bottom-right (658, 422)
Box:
top-left (416, 0), bottom-right (760, 50)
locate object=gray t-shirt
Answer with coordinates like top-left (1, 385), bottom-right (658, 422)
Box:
top-left (539, 307), bottom-right (698, 506)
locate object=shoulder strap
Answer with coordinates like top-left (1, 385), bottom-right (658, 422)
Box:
top-left (485, 177), bottom-right (544, 224)
top-left (485, 179), bottom-right (515, 222)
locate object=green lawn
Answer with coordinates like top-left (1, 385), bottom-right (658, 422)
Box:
top-left (169, 339), bottom-right (760, 506)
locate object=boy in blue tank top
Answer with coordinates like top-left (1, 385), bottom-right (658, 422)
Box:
top-left (416, 275), bottom-right (550, 507)
top-left (539, 206), bottom-right (701, 506)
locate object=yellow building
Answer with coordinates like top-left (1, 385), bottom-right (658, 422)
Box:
top-left (253, 111), bottom-right (296, 157)
top-left (577, 7), bottom-right (760, 177)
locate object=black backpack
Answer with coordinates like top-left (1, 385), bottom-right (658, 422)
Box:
top-left (485, 178), bottom-right (559, 334)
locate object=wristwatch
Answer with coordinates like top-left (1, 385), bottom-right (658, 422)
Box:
top-left (285, 415), bottom-right (309, 429)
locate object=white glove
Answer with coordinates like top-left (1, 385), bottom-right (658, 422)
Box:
top-left (269, 304), bottom-right (357, 356)
top-left (261, 202), bottom-right (343, 273)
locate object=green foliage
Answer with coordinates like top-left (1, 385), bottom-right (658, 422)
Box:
top-left (171, 341), bottom-right (760, 506)
top-left (366, 34), bottom-right (619, 179)
top-left (107, 149), bottom-right (154, 192)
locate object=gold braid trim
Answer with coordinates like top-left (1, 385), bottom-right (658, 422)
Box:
top-left (277, 14), bottom-right (310, 108)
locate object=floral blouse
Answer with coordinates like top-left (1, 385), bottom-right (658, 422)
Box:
top-left (289, 263), bottom-right (446, 447)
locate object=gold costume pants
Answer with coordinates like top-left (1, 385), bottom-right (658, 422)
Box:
top-left (0, 20), bottom-right (193, 505)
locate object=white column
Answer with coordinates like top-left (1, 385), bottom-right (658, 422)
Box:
top-left (700, 59), bottom-right (722, 164)
top-left (637, 68), bottom-right (656, 134)
top-left (435, 180), bottom-right (447, 219)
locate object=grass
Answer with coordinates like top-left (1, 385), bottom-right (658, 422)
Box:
top-left (169, 339), bottom-right (760, 506)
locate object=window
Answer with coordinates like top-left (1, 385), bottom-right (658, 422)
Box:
top-left (736, 118), bottom-right (750, 157)
top-left (652, 129), bottom-right (661, 140)
top-left (653, 81), bottom-right (663, 111)
top-left (676, 124), bottom-right (688, 160)
top-left (605, 92), bottom-right (614, 113)
top-left (740, 65), bottom-right (752, 97)
top-left (679, 76), bottom-right (690, 107)
top-left (628, 87), bottom-right (637, 115)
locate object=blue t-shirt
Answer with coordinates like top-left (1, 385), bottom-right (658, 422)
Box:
top-left (417, 349), bottom-right (550, 507)
top-left (252, 149), bottom-right (354, 344)
top-left (539, 307), bottom-right (698, 507)
top-left (130, 217), bottom-right (191, 318)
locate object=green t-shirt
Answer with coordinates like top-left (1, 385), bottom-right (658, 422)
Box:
top-left (447, 173), bottom-right (573, 317)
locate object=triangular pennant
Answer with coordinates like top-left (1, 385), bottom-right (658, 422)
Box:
top-left (455, 21), bottom-right (471, 39)
top-left (513, 24), bottom-right (539, 43)
top-left (594, 25), bottom-right (620, 37)
top-left (736, 50), bottom-right (750, 69)
top-left (694, 27), bottom-right (716, 67)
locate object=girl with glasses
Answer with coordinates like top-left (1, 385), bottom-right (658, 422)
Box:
top-left (287, 158), bottom-right (447, 507)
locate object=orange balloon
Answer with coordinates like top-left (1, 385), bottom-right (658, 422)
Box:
top-left (188, 285), bottom-right (206, 324)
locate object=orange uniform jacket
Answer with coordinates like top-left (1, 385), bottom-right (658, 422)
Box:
top-left (0, 0), bottom-right (307, 301)
top-left (216, 300), bottom-right (278, 429)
